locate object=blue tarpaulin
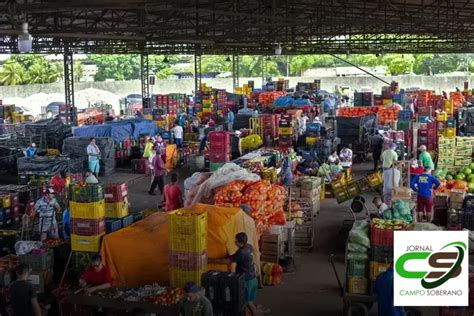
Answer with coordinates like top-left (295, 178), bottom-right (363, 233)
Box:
top-left (73, 119), bottom-right (160, 142)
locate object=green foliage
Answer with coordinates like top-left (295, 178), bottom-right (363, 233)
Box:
top-left (90, 54), bottom-right (141, 81)
top-left (201, 55), bottom-right (232, 73)
top-left (382, 54), bottom-right (415, 75)
top-left (0, 61), bottom-right (26, 85)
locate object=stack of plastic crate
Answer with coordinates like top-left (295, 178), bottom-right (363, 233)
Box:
top-left (208, 131), bottom-right (230, 171)
top-left (454, 136), bottom-right (474, 172)
top-left (437, 137), bottom-right (456, 174)
top-left (19, 248), bottom-right (54, 293)
top-left (104, 183), bottom-right (132, 233)
top-left (169, 207), bottom-right (208, 287)
top-left (201, 271), bottom-right (245, 316)
top-left (69, 183), bottom-right (105, 271)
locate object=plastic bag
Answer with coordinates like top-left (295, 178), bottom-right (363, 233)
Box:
top-left (348, 221), bottom-right (370, 248)
top-left (405, 222), bottom-right (443, 231)
top-left (348, 242), bottom-right (368, 253)
top-left (15, 241), bottom-right (43, 256)
top-left (347, 251), bottom-right (369, 260)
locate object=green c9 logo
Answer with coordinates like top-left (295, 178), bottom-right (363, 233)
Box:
top-left (395, 241), bottom-right (466, 289)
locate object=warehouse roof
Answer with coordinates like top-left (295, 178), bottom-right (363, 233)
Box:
top-left (0, 0), bottom-right (474, 54)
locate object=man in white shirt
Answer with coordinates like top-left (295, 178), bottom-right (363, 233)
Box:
top-left (372, 196), bottom-right (388, 217)
top-left (172, 123), bottom-right (184, 148)
top-left (86, 138), bottom-right (101, 178)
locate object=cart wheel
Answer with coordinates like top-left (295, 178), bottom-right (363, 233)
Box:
top-left (345, 302), bottom-right (369, 316)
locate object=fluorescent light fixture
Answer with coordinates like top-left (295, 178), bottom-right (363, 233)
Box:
top-left (18, 22), bottom-right (32, 53)
top-left (275, 44), bottom-right (282, 55)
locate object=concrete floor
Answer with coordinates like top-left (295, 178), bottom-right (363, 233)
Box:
top-left (109, 163), bottom-right (359, 316)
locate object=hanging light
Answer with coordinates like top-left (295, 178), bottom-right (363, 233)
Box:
top-left (163, 56), bottom-right (169, 63)
top-left (226, 56), bottom-right (231, 62)
top-left (346, 49), bottom-right (350, 59)
top-left (18, 22), bottom-right (32, 53)
top-left (275, 44), bottom-right (282, 55)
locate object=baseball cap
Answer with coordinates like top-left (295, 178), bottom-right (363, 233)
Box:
top-left (46, 188), bottom-right (55, 194)
top-left (184, 282), bottom-right (200, 294)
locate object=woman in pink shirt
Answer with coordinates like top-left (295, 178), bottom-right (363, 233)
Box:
top-left (163, 173), bottom-right (183, 211)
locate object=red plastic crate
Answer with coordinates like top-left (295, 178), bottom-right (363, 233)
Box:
top-left (11, 205), bottom-right (19, 218)
top-left (370, 225), bottom-right (399, 246)
top-left (208, 131), bottom-right (230, 145)
top-left (131, 159), bottom-right (148, 174)
top-left (71, 218), bottom-right (105, 236)
top-left (209, 152), bottom-right (230, 163)
top-left (8, 192), bottom-right (18, 206)
top-left (115, 150), bottom-right (122, 160)
top-left (169, 251), bottom-right (207, 270)
top-left (104, 183), bottom-right (128, 203)
top-left (209, 143), bottom-right (230, 154)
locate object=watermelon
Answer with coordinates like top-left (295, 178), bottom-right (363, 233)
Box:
top-left (469, 163), bottom-right (474, 170)
top-left (463, 167), bottom-right (472, 176)
top-left (468, 174), bottom-right (474, 183)
top-left (446, 174), bottom-right (453, 180)
top-left (469, 182), bottom-right (474, 193)
top-left (456, 173), bottom-right (466, 180)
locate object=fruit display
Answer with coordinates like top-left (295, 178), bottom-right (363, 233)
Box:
top-left (258, 91), bottom-right (286, 107)
top-left (214, 180), bottom-right (287, 234)
top-left (377, 106), bottom-right (401, 125)
top-left (372, 218), bottom-right (406, 230)
top-left (148, 288), bottom-right (185, 306)
top-left (240, 134), bottom-right (263, 151)
top-left (337, 107), bottom-right (378, 117)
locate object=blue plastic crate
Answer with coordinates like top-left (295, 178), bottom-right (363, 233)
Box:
top-left (307, 122), bottom-right (321, 133)
top-left (143, 108), bottom-right (153, 115)
top-left (0, 208), bottom-right (11, 221)
top-left (105, 219), bottom-right (122, 233)
top-left (397, 110), bottom-right (412, 121)
top-left (417, 115), bottom-right (431, 123)
top-left (161, 131), bottom-right (175, 140)
top-left (121, 214), bottom-right (134, 228)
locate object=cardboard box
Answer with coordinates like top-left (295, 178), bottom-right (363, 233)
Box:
top-left (450, 189), bottom-right (466, 204)
top-left (392, 187), bottom-right (411, 200)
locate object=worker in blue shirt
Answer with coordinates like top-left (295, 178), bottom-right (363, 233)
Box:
top-left (25, 143), bottom-right (37, 158)
top-left (227, 110), bottom-right (235, 132)
top-left (374, 266), bottom-right (405, 316)
top-left (410, 168), bottom-right (440, 223)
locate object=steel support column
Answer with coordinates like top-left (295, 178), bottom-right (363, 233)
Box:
top-left (194, 53), bottom-right (202, 93)
top-left (261, 56), bottom-right (265, 87)
top-left (232, 54), bottom-right (239, 90)
top-left (63, 45), bottom-right (76, 125)
top-left (141, 53), bottom-right (150, 109)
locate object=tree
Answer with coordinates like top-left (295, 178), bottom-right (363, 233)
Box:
top-left (149, 55), bottom-right (181, 79)
top-left (90, 54), bottom-right (141, 81)
top-left (382, 54), bottom-right (415, 75)
top-left (74, 61), bottom-right (84, 82)
top-left (0, 61), bottom-right (26, 85)
top-left (200, 55), bottom-right (232, 73)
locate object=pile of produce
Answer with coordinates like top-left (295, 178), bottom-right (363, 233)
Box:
top-left (372, 218), bottom-right (406, 230)
top-left (98, 283), bottom-right (167, 302)
top-left (258, 91), bottom-right (286, 107)
top-left (148, 288), bottom-right (185, 306)
top-left (261, 263), bottom-right (284, 286)
top-left (289, 202), bottom-right (310, 225)
top-left (434, 179), bottom-right (469, 193)
top-left (337, 107), bottom-right (378, 117)
top-left (240, 134), bottom-right (263, 151)
top-left (214, 180), bottom-right (287, 233)
top-left (377, 106), bottom-right (400, 125)
top-left (382, 200), bottom-right (413, 223)
top-left (347, 221), bottom-right (370, 259)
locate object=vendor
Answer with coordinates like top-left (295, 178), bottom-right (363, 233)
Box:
top-left (87, 137), bottom-right (101, 178)
top-left (154, 135), bottom-right (167, 161)
top-left (163, 173), bottom-right (183, 212)
top-left (372, 196), bottom-right (388, 217)
top-left (50, 170), bottom-right (67, 196)
top-left (180, 282), bottom-right (213, 316)
top-left (328, 150), bottom-right (340, 165)
top-left (418, 145), bottom-right (434, 170)
top-left (410, 168), bottom-right (440, 223)
top-left (382, 163), bottom-right (400, 208)
top-left (143, 137), bottom-right (154, 159)
top-left (370, 132), bottom-right (385, 171)
top-left (79, 255), bottom-right (113, 295)
top-left (33, 188), bottom-right (61, 241)
top-left (339, 146), bottom-right (353, 171)
top-left (279, 156), bottom-right (293, 188)
top-left (227, 110), bottom-right (235, 132)
top-left (9, 263), bottom-right (42, 316)
top-left (172, 122), bottom-right (184, 148)
top-left (192, 116), bottom-right (201, 133)
top-left (381, 142), bottom-right (398, 170)
top-left (25, 142), bottom-right (37, 158)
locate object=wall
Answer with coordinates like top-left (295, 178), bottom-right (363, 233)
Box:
top-left (0, 75), bottom-right (472, 99)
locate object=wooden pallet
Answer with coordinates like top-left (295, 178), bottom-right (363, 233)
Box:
top-left (261, 233), bottom-right (281, 263)
top-left (295, 221), bottom-right (314, 252)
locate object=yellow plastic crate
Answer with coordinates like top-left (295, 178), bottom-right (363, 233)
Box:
top-left (70, 200), bottom-right (105, 219)
top-left (278, 127), bottom-right (293, 135)
top-left (170, 267), bottom-right (205, 287)
top-left (144, 114), bottom-right (153, 120)
top-left (306, 137), bottom-right (319, 145)
top-left (367, 171), bottom-right (382, 188)
top-left (0, 194), bottom-right (11, 208)
top-left (347, 277), bottom-right (368, 294)
top-left (71, 233), bottom-right (104, 252)
top-left (320, 183), bottom-right (325, 201)
top-left (105, 201), bottom-right (129, 218)
top-left (169, 208), bottom-right (207, 252)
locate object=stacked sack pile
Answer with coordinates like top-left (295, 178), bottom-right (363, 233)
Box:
top-left (208, 131), bottom-right (230, 171)
top-left (69, 183), bottom-right (105, 273)
top-left (346, 221), bottom-right (370, 295)
top-left (104, 183), bottom-right (133, 233)
top-left (169, 207), bottom-right (208, 287)
top-left (214, 180), bottom-right (287, 234)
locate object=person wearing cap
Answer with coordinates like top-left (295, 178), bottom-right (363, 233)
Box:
top-left (33, 188), bottom-right (61, 241)
top-left (25, 142), bottom-right (37, 158)
top-left (418, 145), bottom-right (434, 170)
top-left (87, 137), bottom-right (101, 178)
top-left (381, 142), bottom-right (398, 170)
top-left (410, 168), bottom-right (441, 222)
top-left (180, 282), bottom-right (213, 316)
top-left (8, 263), bottom-right (42, 316)
top-left (382, 162), bottom-right (401, 208)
